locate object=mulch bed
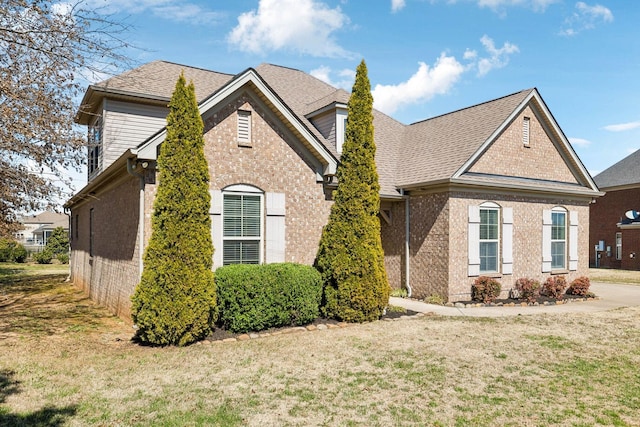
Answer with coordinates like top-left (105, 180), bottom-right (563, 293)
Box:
top-left (452, 293), bottom-right (597, 307)
top-left (206, 308), bottom-right (420, 342)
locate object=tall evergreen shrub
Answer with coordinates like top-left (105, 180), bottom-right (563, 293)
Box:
top-left (315, 60), bottom-right (390, 322)
top-left (131, 74), bottom-right (216, 346)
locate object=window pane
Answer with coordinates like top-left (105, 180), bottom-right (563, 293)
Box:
top-left (551, 212), bottom-right (566, 240)
top-left (551, 241), bottom-right (566, 269)
top-left (480, 241), bottom-right (498, 272)
top-left (480, 209), bottom-right (499, 240)
top-left (223, 240), bottom-right (260, 265)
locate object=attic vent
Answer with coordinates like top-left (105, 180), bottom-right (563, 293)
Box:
top-left (237, 110), bottom-right (251, 146)
top-left (523, 116), bottom-right (530, 147)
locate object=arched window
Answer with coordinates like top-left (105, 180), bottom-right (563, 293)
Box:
top-left (222, 185), bottom-right (263, 265)
top-left (209, 185), bottom-right (286, 268)
top-left (542, 206), bottom-right (578, 272)
top-left (468, 202), bottom-right (513, 276)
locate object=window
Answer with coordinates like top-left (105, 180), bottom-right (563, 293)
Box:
top-left (89, 208), bottom-right (94, 257)
top-left (523, 117), bottom-right (530, 147)
top-left (479, 208), bottom-right (500, 272)
top-left (616, 232), bottom-right (622, 260)
top-left (551, 209), bottom-right (567, 269)
top-left (468, 203), bottom-right (512, 276)
top-left (237, 110), bottom-right (251, 146)
top-left (88, 116), bottom-right (103, 176)
top-left (223, 193), bottom-right (262, 264)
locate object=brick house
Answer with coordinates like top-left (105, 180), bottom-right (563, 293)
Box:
top-left (589, 150), bottom-right (640, 270)
top-left (65, 61), bottom-right (601, 321)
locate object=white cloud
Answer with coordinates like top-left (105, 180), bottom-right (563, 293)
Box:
top-left (83, 0), bottom-right (223, 25)
top-left (391, 0), bottom-right (407, 12)
top-left (560, 1), bottom-right (613, 36)
top-left (310, 66), bottom-right (355, 90)
top-left (227, 0), bottom-right (351, 57)
top-left (569, 137), bottom-right (591, 147)
top-left (603, 121), bottom-right (640, 132)
top-left (474, 0), bottom-right (558, 13)
top-left (372, 54), bottom-right (465, 115)
top-left (475, 35), bottom-right (519, 76)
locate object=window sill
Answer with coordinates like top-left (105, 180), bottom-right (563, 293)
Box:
top-left (477, 272), bottom-right (502, 278)
top-left (550, 269), bottom-right (569, 275)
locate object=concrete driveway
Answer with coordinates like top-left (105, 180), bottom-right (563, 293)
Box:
top-left (389, 282), bottom-right (640, 317)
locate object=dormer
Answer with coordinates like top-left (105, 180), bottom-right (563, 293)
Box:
top-left (306, 100), bottom-right (348, 155)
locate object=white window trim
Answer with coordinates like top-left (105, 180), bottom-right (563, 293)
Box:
top-left (616, 232), bottom-right (622, 261)
top-left (469, 202), bottom-right (512, 276)
top-left (543, 207), bottom-right (577, 272)
top-left (479, 204), bottom-right (500, 274)
top-left (550, 207), bottom-right (567, 270)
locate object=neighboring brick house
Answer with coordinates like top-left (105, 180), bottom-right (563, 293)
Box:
top-left (589, 150), bottom-right (640, 270)
top-left (65, 60), bottom-right (601, 321)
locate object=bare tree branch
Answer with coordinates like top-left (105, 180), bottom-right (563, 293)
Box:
top-left (0, 0), bottom-right (136, 235)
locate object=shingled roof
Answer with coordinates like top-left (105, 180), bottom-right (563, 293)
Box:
top-left (397, 89), bottom-right (533, 187)
top-left (79, 60), bottom-right (596, 198)
top-left (593, 149), bottom-right (640, 189)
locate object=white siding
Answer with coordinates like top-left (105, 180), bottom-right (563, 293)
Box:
top-left (102, 99), bottom-right (168, 169)
top-left (309, 112), bottom-right (336, 148)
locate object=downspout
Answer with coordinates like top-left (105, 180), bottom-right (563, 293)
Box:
top-left (127, 158), bottom-right (145, 279)
top-left (401, 189), bottom-right (412, 298)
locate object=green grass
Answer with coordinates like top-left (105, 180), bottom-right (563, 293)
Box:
top-left (1, 269), bottom-right (640, 426)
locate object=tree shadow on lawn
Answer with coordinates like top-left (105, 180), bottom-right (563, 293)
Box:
top-left (0, 369), bottom-right (77, 427)
top-left (0, 274), bottom-right (117, 337)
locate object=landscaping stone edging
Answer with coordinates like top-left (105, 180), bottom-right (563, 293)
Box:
top-left (446, 296), bottom-right (600, 309)
top-left (198, 312), bottom-right (435, 345)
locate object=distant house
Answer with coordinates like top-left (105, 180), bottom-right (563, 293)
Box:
top-left (65, 60), bottom-right (601, 321)
top-left (590, 150), bottom-right (640, 270)
top-left (15, 211), bottom-right (69, 247)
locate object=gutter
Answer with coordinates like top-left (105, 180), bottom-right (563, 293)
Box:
top-left (401, 189), bottom-right (412, 298)
top-left (127, 158), bottom-right (147, 278)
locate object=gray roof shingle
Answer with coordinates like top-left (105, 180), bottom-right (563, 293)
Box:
top-left (83, 61), bottom-right (592, 197)
top-left (397, 89), bottom-right (533, 187)
top-left (594, 149), bottom-right (640, 189)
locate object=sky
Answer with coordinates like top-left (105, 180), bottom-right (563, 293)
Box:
top-left (78, 0), bottom-right (640, 184)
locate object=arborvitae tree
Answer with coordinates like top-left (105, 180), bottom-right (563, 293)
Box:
top-left (131, 74), bottom-right (216, 346)
top-left (315, 60), bottom-right (390, 322)
top-left (45, 226), bottom-right (69, 256)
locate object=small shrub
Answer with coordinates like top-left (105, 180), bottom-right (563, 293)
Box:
top-left (216, 263), bottom-right (322, 333)
top-left (386, 305), bottom-right (407, 314)
top-left (0, 238), bottom-right (15, 262)
top-left (514, 278), bottom-right (541, 303)
top-left (471, 276), bottom-right (501, 303)
top-left (56, 252), bottom-right (69, 264)
top-left (33, 250), bottom-right (53, 264)
top-left (390, 288), bottom-right (408, 298)
top-left (424, 294), bottom-right (445, 305)
top-left (11, 244), bottom-right (28, 263)
top-left (543, 276), bottom-right (568, 299)
top-left (567, 276), bottom-right (591, 296)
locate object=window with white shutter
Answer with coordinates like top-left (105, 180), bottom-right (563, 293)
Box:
top-left (469, 202), bottom-right (512, 276)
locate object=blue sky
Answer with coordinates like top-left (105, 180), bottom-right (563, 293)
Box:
top-left (85, 0), bottom-right (638, 179)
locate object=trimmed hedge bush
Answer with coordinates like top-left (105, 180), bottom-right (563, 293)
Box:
top-left (514, 277), bottom-right (541, 303)
top-left (471, 276), bottom-right (501, 303)
top-left (216, 263), bottom-right (322, 333)
top-left (543, 275), bottom-right (567, 299)
top-left (567, 276), bottom-right (591, 296)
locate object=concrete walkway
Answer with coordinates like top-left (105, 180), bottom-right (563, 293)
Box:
top-left (390, 282), bottom-right (640, 317)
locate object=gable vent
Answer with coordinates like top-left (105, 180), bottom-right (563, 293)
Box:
top-left (237, 110), bottom-right (251, 146)
top-left (523, 116), bottom-right (530, 147)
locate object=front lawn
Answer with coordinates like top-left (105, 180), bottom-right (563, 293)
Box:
top-left (1, 269), bottom-right (639, 426)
